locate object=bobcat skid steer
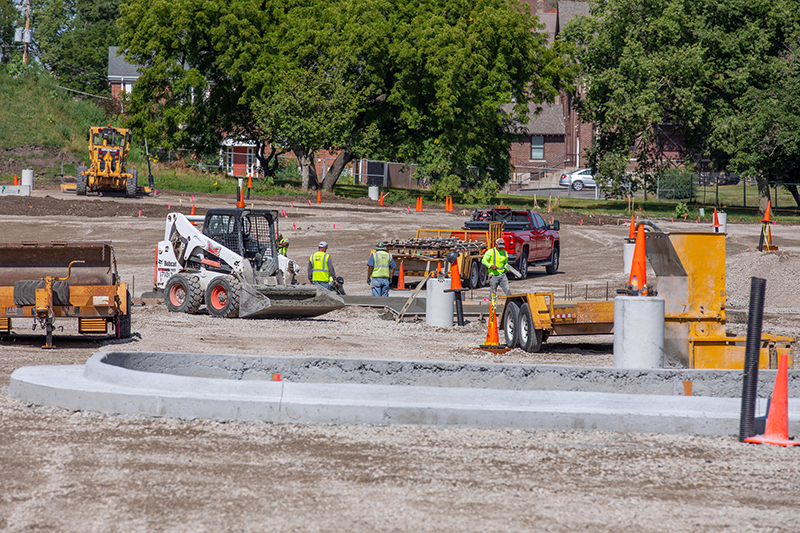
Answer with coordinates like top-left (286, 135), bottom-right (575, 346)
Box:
top-left (155, 208), bottom-right (344, 318)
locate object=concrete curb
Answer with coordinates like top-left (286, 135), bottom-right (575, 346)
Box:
top-left (8, 351), bottom-right (800, 436)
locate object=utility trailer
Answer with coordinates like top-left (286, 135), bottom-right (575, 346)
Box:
top-left (385, 223), bottom-right (503, 289)
top-left (0, 241), bottom-right (131, 348)
top-left (501, 293), bottom-right (615, 352)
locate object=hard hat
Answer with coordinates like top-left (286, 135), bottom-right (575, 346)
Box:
top-left (495, 238), bottom-right (505, 247)
top-left (376, 242), bottom-right (387, 250)
top-left (318, 241), bottom-right (328, 248)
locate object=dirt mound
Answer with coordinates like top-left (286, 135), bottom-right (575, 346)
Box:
top-left (0, 145), bottom-right (80, 185)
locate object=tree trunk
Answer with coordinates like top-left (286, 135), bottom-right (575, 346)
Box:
top-left (294, 147), bottom-right (319, 190)
top-left (321, 150), bottom-right (356, 192)
top-left (756, 173), bottom-right (771, 215)
top-left (786, 184), bottom-right (800, 209)
top-left (256, 144), bottom-right (280, 178)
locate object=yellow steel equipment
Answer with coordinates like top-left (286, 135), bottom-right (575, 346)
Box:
top-left (386, 223), bottom-right (503, 289)
top-left (77, 126), bottom-right (138, 197)
top-left (645, 231), bottom-right (792, 369)
top-left (0, 241), bottom-right (131, 348)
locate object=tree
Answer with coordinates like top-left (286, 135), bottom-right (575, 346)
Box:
top-left (0, 0), bottom-right (20, 66)
top-left (32, 0), bottom-right (122, 94)
top-left (563, 0), bottom-right (800, 209)
top-left (119, 0), bottom-right (574, 190)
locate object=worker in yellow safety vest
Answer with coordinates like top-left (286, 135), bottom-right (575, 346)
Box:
top-left (308, 241), bottom-right (335, 291)
top-left (277, 233), bottom-right (289, 256)
top-left (481, 237), bottom-right (510, 299)
top-left (367, 242), bottom-right (397, 297)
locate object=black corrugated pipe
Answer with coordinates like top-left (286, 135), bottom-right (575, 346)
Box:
top-left (739, 277), bottom-right (767, 442)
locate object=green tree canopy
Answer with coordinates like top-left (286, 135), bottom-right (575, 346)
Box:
top-left (33, 0), bottom-right (122, 94)
top-left (563, 0), bottom-right (800, 208)
top-left (0, 0), bottom-right (21, 66)
top-left (118, 0), bottom-right (575, 190)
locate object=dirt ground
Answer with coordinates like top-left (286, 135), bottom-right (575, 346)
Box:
top-left (1, 187), bottom-right (800, 532)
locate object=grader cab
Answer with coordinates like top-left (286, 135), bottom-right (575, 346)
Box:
top-left (77, 126), bottom-right (138, 197)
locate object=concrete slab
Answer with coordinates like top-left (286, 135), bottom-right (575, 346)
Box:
top-left (9, 351), bottom-right (800, 436)
top-left (0, 185), bottom-right (31, 196)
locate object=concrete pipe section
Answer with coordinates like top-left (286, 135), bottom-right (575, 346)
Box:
top-left (9, 351), bottom-right (800, 436)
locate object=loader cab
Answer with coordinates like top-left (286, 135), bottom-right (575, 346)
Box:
top-left (202, 208), bottom-right (280, 271)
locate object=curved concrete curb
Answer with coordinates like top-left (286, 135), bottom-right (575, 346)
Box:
top-left (8, 351), bottom-right (800, 436)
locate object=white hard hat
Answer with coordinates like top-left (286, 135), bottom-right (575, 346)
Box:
top-left (318, 241), bottom-right (328, 248)
top-left (495, 238), bottom-right (505, 247)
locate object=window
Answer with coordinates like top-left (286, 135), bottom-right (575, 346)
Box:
top-left (225, 147), bottom-right (234, 176)
top-left (246, 147), bottom-right (259, 177)
top-left (531, 136), bottom-right (544, 160)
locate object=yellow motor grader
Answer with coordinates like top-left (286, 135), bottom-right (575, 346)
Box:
top-left (77, 126), bottom-right (138, 197)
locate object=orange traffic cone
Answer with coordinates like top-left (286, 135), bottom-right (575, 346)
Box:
top-left (317, 190), bottom-right (321, 204)
top-left (712, 208), bottom-right (721, 232)
top-left (379, 192), bottom-right (384, 206)
top-left (445, 197), bottom-right (452, 211)
top-left (397, 261), bottom-right (406, 290)
top-left (236, 186), bottom-right (245, 207)
top-left (435, 261), bottom-right (442, 276)
top-left (745, 354), bottom-right (800, 446)
top-left (248, 174), bottom-right (253, 189)
top-left (190, 203), bottom-right (196, 225)
top-left (416, 197), bottom-right (423, 212)
top-left (628, 224), bottom-right (647, 293)
top-left (450, 261), bottom-right (462, 290)
top-left (628, 215), bottom-right (635, 239)
top-left (761, 201), bottom-right (773, 224)
top-left (13, 174), bottom-right (18, 186)
top-left (482, 299), bottom-right (500, 346)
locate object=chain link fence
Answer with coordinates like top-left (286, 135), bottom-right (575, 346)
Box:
top-left (641, 174), bottom-right (798, 209)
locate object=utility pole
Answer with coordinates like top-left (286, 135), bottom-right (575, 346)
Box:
top-left (24, 0), bottom-right (31, 66)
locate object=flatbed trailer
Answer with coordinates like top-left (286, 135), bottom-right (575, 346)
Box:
top-left (500, 292), bottom-right (615, 353)
top-left (386, 223), bottom-right (502, 289)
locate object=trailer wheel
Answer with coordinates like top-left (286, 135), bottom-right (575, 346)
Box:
top-left (165, 274), bottom-right (203, 314)
top-left (479, 263), bottom-right (489, 288)
top-left (467, 259), bottom-right (481, 289)
top-left (76, 164), bottom-right (87, 196)
top-left (126, 168), bottom-right (138, 197)
top-left (546, 247), bottom-right (559, 275)
top-left (116, 290), bottom-right (132, 339)
top-left (518, 303), bottom-right (543, 353)
top-left (205, 276), bottom-right (241, 318)
top-left (503, 301), bottom-right (521, 349)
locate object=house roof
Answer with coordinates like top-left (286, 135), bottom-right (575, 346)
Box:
top-left (503, 102), bottom-right (565, 136)
top-left (536, 13), bottom-right (557, 44)
top-left (108, 47), bottom-right (140, 80)
top-left (556, 1), bottom-right (590, 34)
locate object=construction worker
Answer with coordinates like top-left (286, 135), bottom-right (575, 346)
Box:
top-left (482, 237), bottom-right (510, 299)
top-left (308, 241), bottom-right (335, 291)
top-left (367, 242), bottom-right (396, 297)
top-left (277, 233), bottom-right (289, 256)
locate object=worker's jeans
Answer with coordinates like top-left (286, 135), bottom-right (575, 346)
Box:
top-left (312, 280), bottom-right (331, 291)
top-left (488, 273), bottom-right (510, 299)
top-left (371, 277), bottom-right (390, 297)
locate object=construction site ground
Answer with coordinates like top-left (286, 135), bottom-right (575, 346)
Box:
top-left (1, 188), bottom-right (800, 532)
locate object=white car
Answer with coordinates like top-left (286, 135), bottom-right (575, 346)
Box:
top-left (559, 168), bottom-right (597, 191)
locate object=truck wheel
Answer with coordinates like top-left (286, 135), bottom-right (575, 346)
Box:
top-left (546, 247), bottom-right (559, 275)
top-left (205, 276), bottom-right (241, 318)
top-left (165, 274), bottom-right (203, 314)
top-left (126, 168), bottom-right (138, 197)
top-left (116, 290), bottom-right (132, 339)
top-left (468, 259), bottom-right (481, 289)
top-left (503, 301), bottom-right (521, 349)
top-left (76, 164), bottom-right (87, 196)
top-left (518, 303), bottom-right (543, 353)
top-left (515, 250), bottom-right (528, 280)
top-left (479, 263), bottom-right (489, 288)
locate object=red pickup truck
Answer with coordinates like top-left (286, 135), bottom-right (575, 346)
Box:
top-left (463, 207), bottom-right (560, 279)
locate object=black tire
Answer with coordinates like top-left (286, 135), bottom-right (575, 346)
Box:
top-left (518, 303), bottom-right (543, 353)
top-left (76, 164), bottom-right (87, 195)
top-left (479, 263), bottom-right (489, 288)
top-left (467, 259), bottom-right (481, 289)
top-left (165, 274), bottom-right (203, 314)
top-left (572, 180), bottom-right (584, 191)
top-left (546, 247), bottom-right (559, 275)
top-left (503, 301), bottom-right (521, 349)
top-left (117, 290), bottom-right (132, 339)
top-left (515, 250), bottom-right (528, 280)
top-left (205, 276), bottom-right (241, 318)
top-left (126, 168), bottom-right (138, 197)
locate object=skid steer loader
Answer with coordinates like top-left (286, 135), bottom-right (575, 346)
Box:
top-left (0, 241), bottom-right (131, 348)
top-left (155, 208), bottom-right (345, 318)
top-left (77, 125), bottom-right (138, 197)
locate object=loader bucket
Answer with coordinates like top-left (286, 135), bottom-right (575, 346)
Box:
top-left (239, 284), bottom-right (345, 318)
top-left (0, 242), bottom-right (115, 287)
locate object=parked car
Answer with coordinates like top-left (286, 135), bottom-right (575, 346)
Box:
top-left (559, 168), bottom-right (597, 191)
top-left (463, 207), bottom-right (560, 279)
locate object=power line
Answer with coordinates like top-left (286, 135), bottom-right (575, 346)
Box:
top-left (55, 84), bottom-right (112, 100)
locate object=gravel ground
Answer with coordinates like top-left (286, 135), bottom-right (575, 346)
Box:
top-left (1, 190), bottom-right (800, 532)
